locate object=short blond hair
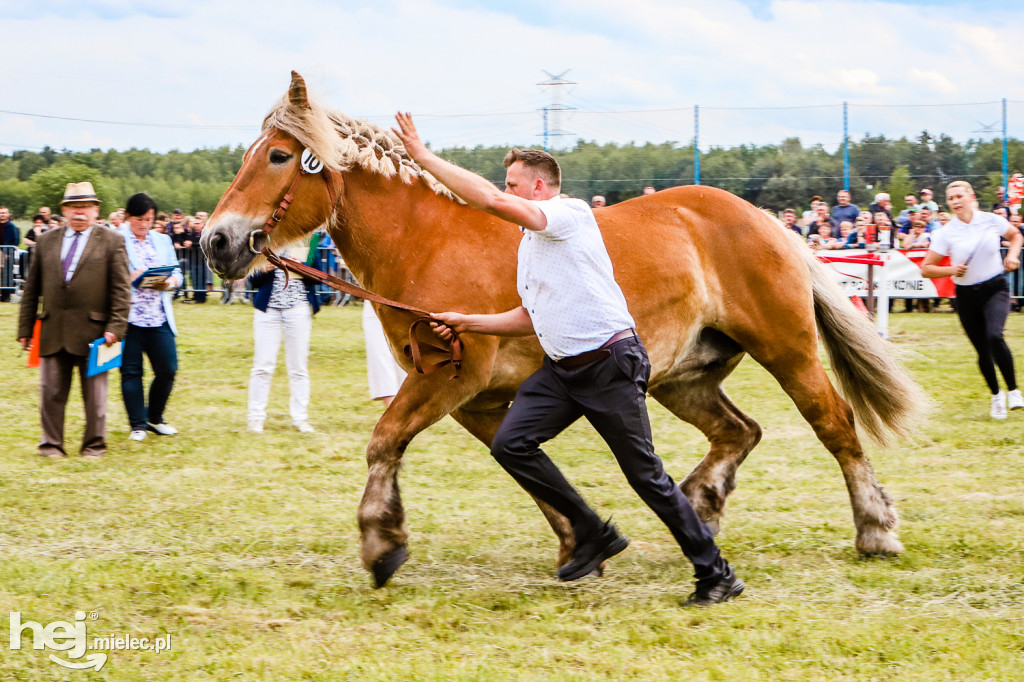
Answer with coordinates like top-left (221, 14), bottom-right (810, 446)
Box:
top-left (945, 180), bottom-right (974, 196)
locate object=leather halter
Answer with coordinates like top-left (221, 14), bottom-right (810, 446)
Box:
top-left (250, 157), bottom-right (463, 378)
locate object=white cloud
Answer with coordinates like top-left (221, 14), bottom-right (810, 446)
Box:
top-left (907, 69), bottom-right (957, 96)
top-left (835, 69), bottom-right (886, 96)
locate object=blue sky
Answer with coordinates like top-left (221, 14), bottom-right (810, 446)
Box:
top-left (2, 0), bottom-right (1022, 154)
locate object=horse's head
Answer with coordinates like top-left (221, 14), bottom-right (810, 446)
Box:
top-left (202, 72), bottom-right (341, 280)
top-left (203, 71), bottom-right (459, 280)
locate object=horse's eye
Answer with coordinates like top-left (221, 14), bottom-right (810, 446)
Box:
top-left (269, 150), bottom-right (292, 165)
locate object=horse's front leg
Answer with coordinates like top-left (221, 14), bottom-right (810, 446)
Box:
top-left (358, 344), bottom-right (494, 588)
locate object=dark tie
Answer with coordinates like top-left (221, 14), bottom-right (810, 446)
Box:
top-left (62, 231), bottom-right (81, 280)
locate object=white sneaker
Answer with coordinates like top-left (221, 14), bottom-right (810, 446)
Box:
top-left (129, 430), bottom-right (147, 441)
top-left (294, 420), bottom-right (315, 433)
top-left (148, 422), bottom-right (178, 436)
top-left (248, 420), bottom-right (264, 433)
top-left (991, 391), bottom-right (1007, 420)
top-left (1007, 387), bottom-right (1024, 409)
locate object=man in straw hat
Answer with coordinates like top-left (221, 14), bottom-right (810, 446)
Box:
top-left (17, 182), bottom-right (131, 460)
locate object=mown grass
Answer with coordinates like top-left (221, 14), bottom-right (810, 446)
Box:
top-left (1, 302), bottom-right (1022, 680)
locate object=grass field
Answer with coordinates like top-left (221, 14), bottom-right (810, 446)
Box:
top-left (1, 302), bottom-right (1022, 680)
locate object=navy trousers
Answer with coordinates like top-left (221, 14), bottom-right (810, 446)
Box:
top-left (491, 335), bottom-right (728, 587)
top-left (120, 322), bottom-right (178, 430)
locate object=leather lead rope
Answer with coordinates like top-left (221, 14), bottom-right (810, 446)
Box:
top-left (260, 247), bottom-right (462, 378)
top-left (252, 153), bottom-right (462, 378)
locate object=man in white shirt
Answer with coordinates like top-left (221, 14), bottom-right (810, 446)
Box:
top-left (393, 113), bottom-right (742, 606)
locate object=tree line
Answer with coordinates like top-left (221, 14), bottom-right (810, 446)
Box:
top-left (1, 132), bottom-right (1021, 218)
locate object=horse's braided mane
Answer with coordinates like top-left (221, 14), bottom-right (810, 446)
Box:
top-left (262, 94), bottom-right (460, 203)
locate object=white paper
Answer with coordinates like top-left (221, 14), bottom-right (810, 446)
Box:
top-left (96, 341), bottom-right (122, 365)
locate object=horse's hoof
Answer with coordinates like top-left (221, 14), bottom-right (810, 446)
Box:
top-left (703, 517), bottom-right (721, 537)
top-left (856, 529), bottom-right (904, 557)
top-left (371, 545), bottom-right (408, 588)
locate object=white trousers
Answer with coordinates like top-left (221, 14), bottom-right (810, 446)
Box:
top-left (248, 305), bottom-right (312, 423)
top-left (362, 303), bottom-right (406, 400)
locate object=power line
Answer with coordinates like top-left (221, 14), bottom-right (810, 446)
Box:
top-left (561, 172), bottom-right (1000, 185)
top-left (0, 141), bottom-right (50, 150)
top-left (5, 98), bottom-right (1015, 132)
top-left (0, 109), bottom-right (257, 130)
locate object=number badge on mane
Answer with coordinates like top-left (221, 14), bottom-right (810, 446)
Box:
top-left (300, 149), bottom-right (324, 174)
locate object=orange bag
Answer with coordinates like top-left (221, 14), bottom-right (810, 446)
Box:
top-left (26, 320), bottom-right (40, 368)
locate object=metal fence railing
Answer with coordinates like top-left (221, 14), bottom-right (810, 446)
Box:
top-left (174, 245), bottom-right (356, 305)
top-left (0, 245), bottom-right (17, 302)
top-left (1005, 248), bottom-right (1024, 302)
top-left (2, 244), bottom-right (359, 305)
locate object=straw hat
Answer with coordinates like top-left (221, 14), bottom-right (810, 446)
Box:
top-left (61, 182), bottom-right (100, 205)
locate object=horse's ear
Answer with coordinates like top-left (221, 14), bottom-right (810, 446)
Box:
top-left (288, 71), bottom-right (310, 110)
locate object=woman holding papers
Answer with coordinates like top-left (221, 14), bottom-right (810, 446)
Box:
top-left (922, 180), bottom-right (1023, 419)
top-left (120, 193), bottom-right (183, 441)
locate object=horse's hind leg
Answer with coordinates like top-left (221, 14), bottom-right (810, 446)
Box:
top-left (753, 349), bottom-right (903, 556)
top-left (649, 353), bottom-right (762, 535)
top-left (452, 406), bottom-right (576, 569)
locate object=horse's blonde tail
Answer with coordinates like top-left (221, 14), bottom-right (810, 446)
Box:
top-left (790, 231), bottom-right (931, 445)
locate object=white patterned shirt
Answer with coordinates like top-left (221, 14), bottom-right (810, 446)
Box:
top-left (517, 196), bottom-right (635, 359)
top-left (127, 233), bottom-right (167, 327)
top-left (268, 269), bottom-right (309, 309)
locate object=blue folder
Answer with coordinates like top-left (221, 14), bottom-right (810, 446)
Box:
top-left (86, 337), bottom-right (123, 377)
top-left (132, 265), bottom-right (177, 288)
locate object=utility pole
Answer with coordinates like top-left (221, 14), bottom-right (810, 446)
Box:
top-left (843, 101), bottom-right (849, 191)
top-left (537, 70), bottom-right (576, 152)
top-left (1003, 97), bottom-right (1009, 194)
top-left (694, 104), bottom-right (701, 186)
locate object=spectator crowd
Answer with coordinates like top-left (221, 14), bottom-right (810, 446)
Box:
top-left (4, 181), bottom-right (1023, 308)
top-left (781, 186), bottom-right (1023, 252)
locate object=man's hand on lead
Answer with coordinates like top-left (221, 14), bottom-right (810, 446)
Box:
top-left (429, 312), bottom-right (468, 341)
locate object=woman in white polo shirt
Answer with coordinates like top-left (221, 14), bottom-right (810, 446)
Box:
top-left (921, 180), bottom-right (1023, 419)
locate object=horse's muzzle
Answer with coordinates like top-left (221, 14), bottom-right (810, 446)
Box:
top-left (200, 222), bottom-right (257, 280)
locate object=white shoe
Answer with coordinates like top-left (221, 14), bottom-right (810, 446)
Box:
top-left (129, 430), bottom-right (147, 441)
top-left (248, 420), bottom-right (264, 433)
top-left (1009, 389), bottom-right (1024, 411)
top-left (991, 391), bottom-right (1007, 420)
top-left (294, 420), bottom-right (315, 433)
top-left (148, 422), bottom-right (178, 436)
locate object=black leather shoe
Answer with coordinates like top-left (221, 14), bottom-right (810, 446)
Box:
top-left (557, 521), bottom-right (629, 582)
top-left (684, 567), bottom-right (745, 607)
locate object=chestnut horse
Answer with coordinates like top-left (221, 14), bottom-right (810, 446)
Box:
top-left (203, 72), bottom-right (926, 587)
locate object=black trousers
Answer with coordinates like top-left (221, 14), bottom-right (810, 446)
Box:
top-left (491, 335), bottom-right (728, 586)
top-left (955, 275), bottom-right (1017, 394)
top-left (121, 322), bottom-right (178, 430)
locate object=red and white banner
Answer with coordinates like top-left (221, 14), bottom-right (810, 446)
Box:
top-left (819, 248), bottom-right (955, 298)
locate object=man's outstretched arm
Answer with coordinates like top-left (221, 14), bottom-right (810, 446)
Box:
top-left (393, 112), bottom-right (547, 231)
top-left (429, 306), bottom-right (534, 342)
